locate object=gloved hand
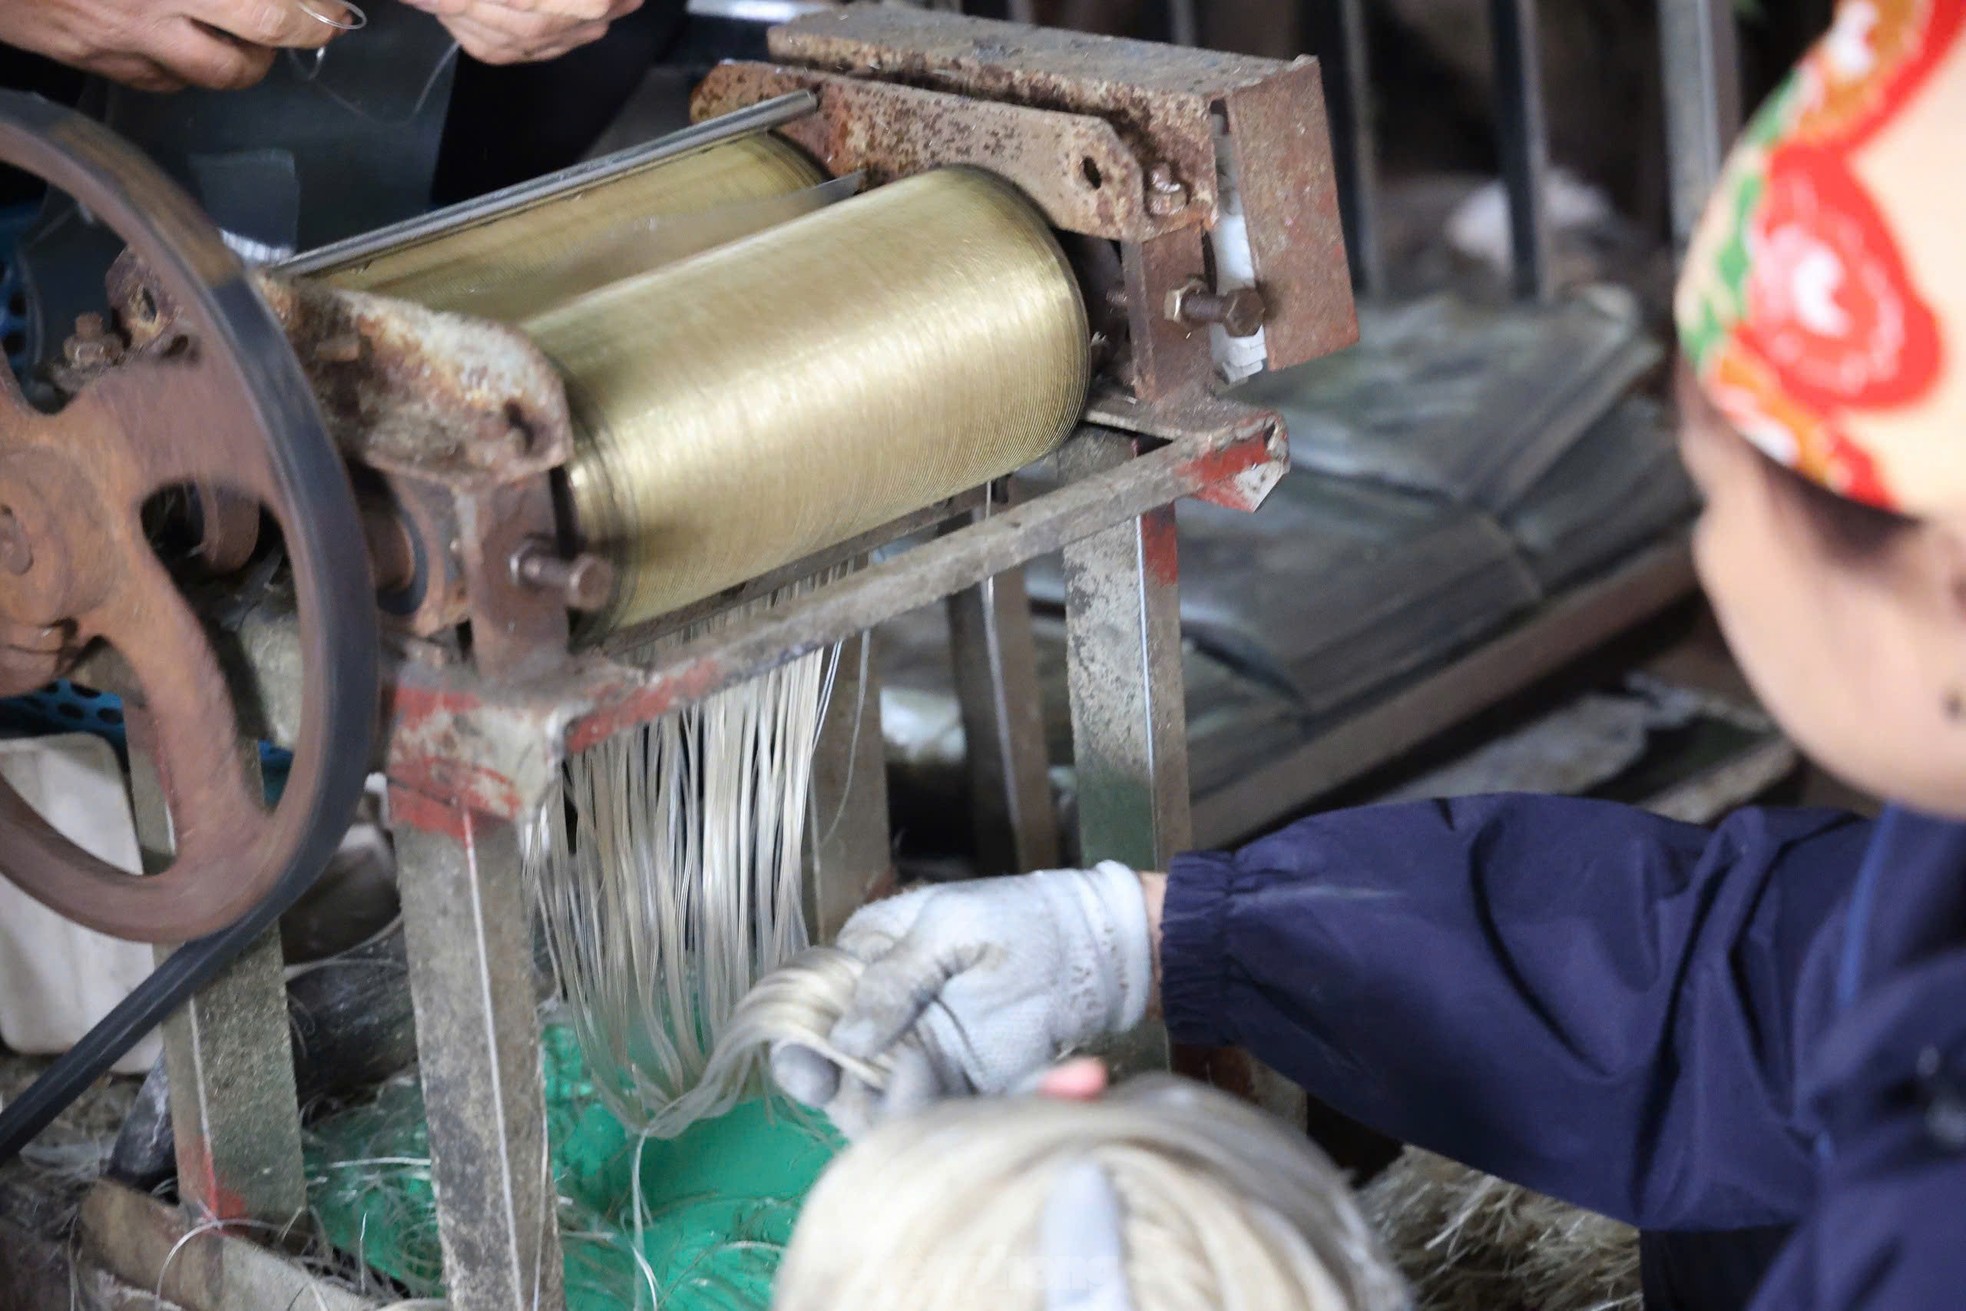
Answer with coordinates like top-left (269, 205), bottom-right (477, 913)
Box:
top-left (770, 862), bottom-right (1154, 1136)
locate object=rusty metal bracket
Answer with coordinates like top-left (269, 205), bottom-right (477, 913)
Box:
top-left (693, 66), bottom-right (1160, 241)
top-left (695, 9), bottom-right (1357, 392)
top-left (249, 275), bottom-right (575, 672)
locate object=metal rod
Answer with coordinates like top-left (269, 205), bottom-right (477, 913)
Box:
top-left (1490, 0), bottom-right (1554, 302)
top-left (278, 90), bottom-right (821, 276)
top-left (1302, 0), bottom-right (1382, 295)
top-left (1659, 0), bottom-right (1742, 251)
top-left (945, 498), bottom-right (1061, 874)
top-left (84, 1183), bottom-right (374, 1311)
top-left (1167, 0), bottom-right (1199, 46)
top-left (806, 628), bottom-right (894, 941)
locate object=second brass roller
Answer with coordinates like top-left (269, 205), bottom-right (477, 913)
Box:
top-left (529, 166), bottom-right (1091, 635)
top-left (320, 137), bottom-right (827, 322)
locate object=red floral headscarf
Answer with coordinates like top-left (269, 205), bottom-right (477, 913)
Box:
top-left (1675, 0), bottom-right (1966, 513)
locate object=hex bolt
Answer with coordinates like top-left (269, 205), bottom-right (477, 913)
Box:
top-left (1146, 164), bottom-right (1189, 217)
top-left (510, 538), bottom-right (615, 612)
top-left (64, 313), bottom-right (124, 371)
top-left (1164, 278), bottom-right (1267, 338)
top-left (0, 507), bottom-right (31, 576)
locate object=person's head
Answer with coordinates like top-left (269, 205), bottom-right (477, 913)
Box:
top-left (771, 1073), bottom-right (1406, 1311)
top-left (1674, 0), bottom-right (1966, 815)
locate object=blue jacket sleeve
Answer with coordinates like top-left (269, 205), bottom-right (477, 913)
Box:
top-left (1160, 796), bottom-right (1874, 1230)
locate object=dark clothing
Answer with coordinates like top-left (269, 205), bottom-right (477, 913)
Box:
top-left (0, 45), bottom-right (84, 206)
top-left (432, 0), bottom-right (688, 204)
top-left (1163, 798), bottom-right (1966, 1308)
top-left (1642, 1226), bottom-right (1796, 1310)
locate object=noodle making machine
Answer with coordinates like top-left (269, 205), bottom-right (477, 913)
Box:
top-left (0, 10), bottom-right (1355, 1309)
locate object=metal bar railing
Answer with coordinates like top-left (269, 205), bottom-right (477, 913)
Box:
top-left (1302, 0), bottom-right (1383, 296)
top-left (1490, 0), bottom-right (1555, 302)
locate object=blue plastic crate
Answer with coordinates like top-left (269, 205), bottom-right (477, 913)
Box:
top-left (1, 202), bottom-right (34, 378)
top-left (0, 209), bottom-right (291, 806)
top-left (0, 679), bottom-right (293, 805)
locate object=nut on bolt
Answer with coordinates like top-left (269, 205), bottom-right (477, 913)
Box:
top-left (1146, 164), bottom-right (1188, 217)
top-left (510, 538), bottom-right (614, 613)
top-left (1164, 279), bottom-right (1267, 339)
top-left (63, 313), bottom-right (124, 371)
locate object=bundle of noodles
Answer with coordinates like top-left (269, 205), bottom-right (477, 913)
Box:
top-left (524, 610), bottom-right (838, 1140)
top-left (510, 151), bottom-right (1088, 1141)
top-left (1359, 1148), bottom-right (1639, 1311)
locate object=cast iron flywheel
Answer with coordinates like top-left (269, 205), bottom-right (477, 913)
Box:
top-left (0, 92), bottom-right (378, 944)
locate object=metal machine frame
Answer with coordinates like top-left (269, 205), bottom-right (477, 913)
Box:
top-left (0, 0), bottom-right (1747, 1303)
top-left (18, 14), bottom-right (1364, 1309)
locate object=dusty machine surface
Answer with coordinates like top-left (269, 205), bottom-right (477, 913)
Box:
top-left (0, 11), bottom-right (1357, 1309)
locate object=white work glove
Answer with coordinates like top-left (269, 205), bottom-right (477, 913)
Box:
top-left (771, 862), bottom-right (1153, 1137)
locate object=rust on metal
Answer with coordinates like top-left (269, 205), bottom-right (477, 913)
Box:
top-left (766, 9), bottom-right (1262, 220)
top-left (450, 476), bottom-right (569, 677)
top-left (693, 65), bottom-right (1158, 240)
top-left (510, 538), bottom-right (614, 614)
top-left (1120, 228), bottom-right (1214, 402)
top-left (254, 274), bottom-right (576, 651)
top-left (752, 9), bottom-right (1357, 374)
top-left (1082, 385), bottom-right (1289, 512)
top-left (1220, 60), bottom-right (1359, 368)
top-left (0, 346), bottom-right (286, 940)
top-left (252, 275), bottom-right (572, 485)
top-left (1145, 163), bottom-right (1188, 217)
top-left (0, 93), bottom-right (379, 945)
top-left (1165, 278), bottom-right (1267, 338)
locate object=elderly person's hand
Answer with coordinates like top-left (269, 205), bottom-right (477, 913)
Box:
top-left (0, 0), bottom-right (351, 92)
top-left (402, 0), bottom-right (642, 65)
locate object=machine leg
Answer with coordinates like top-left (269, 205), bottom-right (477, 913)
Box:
top-left (1490, 0), bottom-right (1555, 302)
top-left (128, 723), bottom-right (308, 1230)
top-left (1058, 434), bottom-right (1185, 1076)
top-left (947, 503), bottom-right (1061, 875)
top-left (392, 792), bottom-right (565, 1311)
top-left (1058, 436), bottom-right (1305, 1122)
top-left (1059, 436), bottom-right (1192, 872)
top-left (806, 630), bottom-right (894, 942)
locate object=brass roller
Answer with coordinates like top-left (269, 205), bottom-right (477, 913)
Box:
top-left (319, 136), bottom-right (826, 322)
top-left (532, 168), bottom-right (1090, 635)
